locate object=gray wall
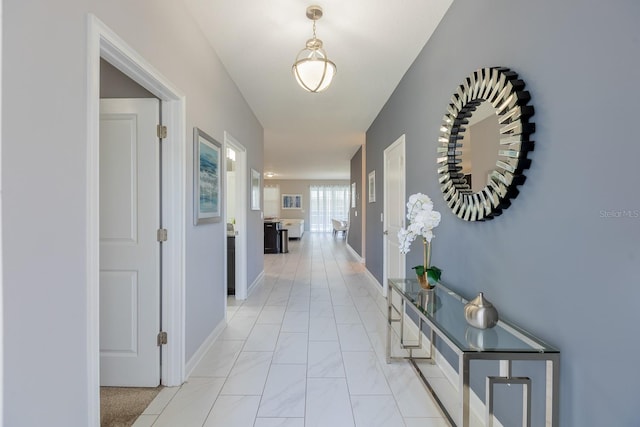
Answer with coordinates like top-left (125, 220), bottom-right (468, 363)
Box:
top-left (265, 179), bottom-right (350, 230)
top-left (348, 146), bottom-right (363, 255)
top-left (365, 1), bottom-right (640, 426)
top-left (3, 1), bottom-right (263, 425)
top-left (100, 58), bottom-right (156, 98)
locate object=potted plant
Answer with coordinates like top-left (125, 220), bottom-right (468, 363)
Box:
top-left (398, 193), bottom-right (442, 289)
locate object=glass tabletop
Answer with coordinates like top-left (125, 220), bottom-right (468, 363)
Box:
top-left (388, 278), bottom-right (559, 353)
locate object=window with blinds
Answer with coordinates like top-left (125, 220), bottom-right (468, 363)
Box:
top-left (309, 185), bottom-right (350, 232)
top-left (264, 185), bottom-right (280, 219)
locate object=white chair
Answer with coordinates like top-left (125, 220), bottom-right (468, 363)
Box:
top-left (332, 219), bottom-right (348, 237)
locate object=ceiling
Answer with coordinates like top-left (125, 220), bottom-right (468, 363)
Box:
top-left (183, 0), bottom-right (453, 180)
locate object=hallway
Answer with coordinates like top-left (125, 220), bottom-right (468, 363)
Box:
top-left (133, 233), bottom-right (449, 427)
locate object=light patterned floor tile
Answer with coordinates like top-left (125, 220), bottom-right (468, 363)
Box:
top-left (307, 340), bottom-right (345, 378)
top-left (141, 235), bottom-right (463, 427)
top-left (220, 351), bottom-right (272, 395)
top-left (334, 305), bottom-right (362, 324)
top-left (383, 366), bottom-right (442, 418)
top-left (351, 395), bottom-right (405, 427)
top-left (404, 417), bottom-right (450, 427)
top-left (273, 332), bottom-right (308, 364)
top-left (309, 316), bottom-right (339, 341)
top-left (286, 295), bottom-right (310, 312)
top-left (152, 377), bottom-right (225, 427)
top-left (257, 364), bottom-right (307, 417)
top-left (202, 395), bottom-right (261, 427)
top-left (306, 378), bottom-right (355, 427)
top-left (309, 300), bottom-right (335, 318)
top-left (254, 418), bottom-right (305, 427)
top-left (189, 339), bottom-right (244, 378)
top-left (244, 323), bottom-right (281, 351)
top-left (141, 386), bottom-right (179, 415)
top-left (337, 323), bottom-right (372, 351)
top-left (257, 305), bottom-right (286, 324)
top-left (131, 414), bottom-right (156, 427)
top-left (281, 310), bottom-right (310, 332)
top-left (342, 351), bottom-right (391, 395)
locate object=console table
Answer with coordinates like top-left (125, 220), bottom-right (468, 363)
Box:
top-left (386, 279), bottom-right (559, 427)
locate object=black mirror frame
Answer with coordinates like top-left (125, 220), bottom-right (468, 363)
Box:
top-left (437, 67), bottom-right (535, 221)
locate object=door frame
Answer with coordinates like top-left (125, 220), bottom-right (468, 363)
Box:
top-left (224, 132), bottom-right (248, 301)
top-left (86, 14), bottom-right (186, 425)
top-left (382, 134), bottom-right (406, 298)
top-left (0, 0), bottom-right (4, 421)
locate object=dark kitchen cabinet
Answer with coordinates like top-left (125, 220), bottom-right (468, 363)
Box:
top-left (264, 221), bottom-right (281, 254)
top-left (227, 235), bottom-right (235, 295)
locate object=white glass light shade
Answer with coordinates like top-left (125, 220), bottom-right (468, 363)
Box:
top-left (292, 48), bottom-right (336, 93)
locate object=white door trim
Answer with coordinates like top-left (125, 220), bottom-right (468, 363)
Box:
top-left (0, 0), bottom-right (4, 422)
top-left (224, 132), bottom-right (248, 301)
top-left (86, 14), bottom-right (186, 426)
top-left (382, 134), bottom-right (406, 298)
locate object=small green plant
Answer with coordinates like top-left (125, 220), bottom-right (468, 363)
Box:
top-left (412, 265), bottom-right (442, 285)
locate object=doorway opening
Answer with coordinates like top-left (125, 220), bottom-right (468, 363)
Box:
top-left (224, 132), bottom-right (248, 301)
top-left (87, 14), bottom-right (186, 425)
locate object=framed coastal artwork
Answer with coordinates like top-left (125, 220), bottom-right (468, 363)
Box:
top-left (368, 170), bottom-right (376, 203)
top-left (282, 194), bottom-right (302, 209)
top-left (194, 127), bottom-right (222, 224)
top-left (351, 182), bottom-right (356, 208)
top-left (250, 168), bottom-right (261, 211)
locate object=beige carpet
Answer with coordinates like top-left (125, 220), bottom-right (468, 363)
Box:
top-left (100, 386), bottom-right (163, 427)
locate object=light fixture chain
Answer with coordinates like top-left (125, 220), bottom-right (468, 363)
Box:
top-left (312, 19), bottom-right (317, 40)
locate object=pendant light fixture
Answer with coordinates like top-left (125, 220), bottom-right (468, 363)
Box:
top-left (292, 5), bottom-right (337, 93)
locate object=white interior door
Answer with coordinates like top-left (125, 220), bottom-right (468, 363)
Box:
top-left (383, 135), bottom-right (406, 294)
top-left (99, 98), bottom-right (160, 387)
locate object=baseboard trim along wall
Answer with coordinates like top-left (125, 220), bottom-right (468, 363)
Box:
top-left (364, 268), bottom-right (385, 296)
top-left (186, 270), bottom-right (265, 378)
top-left (184, 320), bottom-right (226, 379)
top-left (346, 242), bottom-right (365, 264)
top-left (247, 270), bottom-right (264, 297)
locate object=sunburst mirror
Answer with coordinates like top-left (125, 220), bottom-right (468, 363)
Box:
top-left (437, 67), bottom-right (535, 221)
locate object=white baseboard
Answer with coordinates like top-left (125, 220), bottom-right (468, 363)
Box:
top-left (363, 267), bottom-right (386, 298)
top-left (364, 268), bottom-right (387, 300)
top-left (187, 271), bottom-right (266, 378)
top-left (248, 270), bottom-right (264, 297)
top-left (345, 243), bottom-right (364, 264)
top-left (184, 319), bottom-right (226, 379)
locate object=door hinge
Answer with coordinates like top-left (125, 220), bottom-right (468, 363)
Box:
top-left (157, 331), bottom-right (168, 346)
top-left (157, 124), bottom-right (167, 139)
top-left (157, 228), bottom-right (168, 242)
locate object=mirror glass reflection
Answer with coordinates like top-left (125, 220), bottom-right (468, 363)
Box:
top-left (458, 101), bottom-right (501, 193)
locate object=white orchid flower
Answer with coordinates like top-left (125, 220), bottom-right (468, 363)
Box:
top-left (397, 193), bottom-right (441, 253)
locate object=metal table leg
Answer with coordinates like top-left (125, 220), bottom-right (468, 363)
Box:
top-left (486, 376), bottom-right (531, 427)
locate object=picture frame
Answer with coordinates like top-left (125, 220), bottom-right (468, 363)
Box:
top-left (250, 168), bottom-right (261, 211)
top-left (193, 127), bottom-right (222, 224)
top-left (368, 170), bottom-right (376, 203)
top-left (351, 182), bottom-right (356, 208)
top-left (282, 194), bottom-right (302, 209)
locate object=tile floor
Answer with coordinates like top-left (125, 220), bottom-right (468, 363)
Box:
top-left (133, 233), bottom-right (452, 427)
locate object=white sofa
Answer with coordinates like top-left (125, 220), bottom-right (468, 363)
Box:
top-left (281, 219), bottom-right (304, 239)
